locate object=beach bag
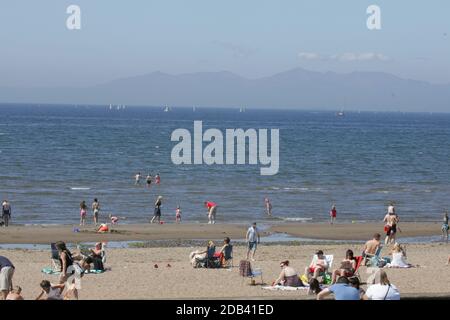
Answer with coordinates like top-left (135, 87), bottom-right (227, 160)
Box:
top-left (323, 273), bottom-right (332, 285)
top-left (239, 260), bottom-right (252, 277)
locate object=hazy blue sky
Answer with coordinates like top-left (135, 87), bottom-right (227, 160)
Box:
top-left (0, 0), bottom-right (449, 87)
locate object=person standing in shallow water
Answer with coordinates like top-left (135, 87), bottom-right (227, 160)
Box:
top-left (1, 200), bottom-right (11, 227)
top-left (134, 172), bottom-right (141, 185)
top-left (264, 198), bottom-right (272, 216)
top-left (92, 198), bottom-right (100, 226)
top-left (330, 204), bottom-right (337, 225)
top-left (151, 196), bottom-right (163, 224)
top-left (79, 201), bottom-right (87, 226)
top-left (204, 201), bottom-right (217, 224)
top-left (442, 211), bottom-right (449, 242)
top-left (146, 174), bottom-right (153, 188)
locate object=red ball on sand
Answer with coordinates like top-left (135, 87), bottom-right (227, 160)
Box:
top-left (160, 221), bottom-right (164, 224)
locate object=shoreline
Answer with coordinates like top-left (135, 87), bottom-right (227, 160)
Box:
top-left (0, 222), bottom-right (442, 244)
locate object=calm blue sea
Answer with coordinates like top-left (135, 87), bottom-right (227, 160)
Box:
top-left (1, 104), bottom-right (450, 225)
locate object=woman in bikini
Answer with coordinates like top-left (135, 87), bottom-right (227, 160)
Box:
top-left (331, 249), bottom-right (356, 284)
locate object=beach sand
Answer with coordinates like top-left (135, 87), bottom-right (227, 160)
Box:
top-left (1, 222), bottom-right (448, 299)
top-left (1, 242), bottom-right (449, 300)
top-left (0, 222), bottom-right (442, 244)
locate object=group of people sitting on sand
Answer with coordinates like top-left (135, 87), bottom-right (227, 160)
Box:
top-left (0, 240), bottom-right (107, 300)
top-left (264, 231), bottom-right (424, 298)
top-left (190, 238), bottom-right (233, 268)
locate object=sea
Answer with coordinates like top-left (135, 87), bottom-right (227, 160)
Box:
top-left (1, 104), bottom-right (450, 225)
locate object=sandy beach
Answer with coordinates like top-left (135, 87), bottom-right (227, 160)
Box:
top-left (1, 242), bottom-right (449, 300)
top-left (0, 222), bottom-right (442, 244)
top-left (0, 222), bottom-right (448, 299)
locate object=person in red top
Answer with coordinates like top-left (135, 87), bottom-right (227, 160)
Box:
top-left (330, 204), bottom-right (337, 225)
top-left (204, 201), bottom-right (217, 224)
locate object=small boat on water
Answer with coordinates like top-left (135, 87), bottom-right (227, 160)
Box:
top-left (336, 110), bottom-right (345, 117)
top-left (239, 107), bottom-right (246, 113)
top-left (163, 106), bottom-right (171, 112)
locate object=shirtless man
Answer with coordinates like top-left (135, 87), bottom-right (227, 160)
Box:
top-left (383, 211), bottom-right (399, 245)
top-left (362, 233), bottom-right (381, 265)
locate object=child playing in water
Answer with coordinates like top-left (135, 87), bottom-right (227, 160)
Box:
top-left (175, 206), bottom-right (182, 223)
top-left (155, 173), bottom-right (161, 185)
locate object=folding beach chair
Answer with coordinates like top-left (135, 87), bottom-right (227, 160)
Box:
top-left (352, 256), bottom-right (364, 281)
top-left (50, 243), bottom-right (61, 272)
top-left (239, 260), bottom-right (263, 285)
top-left (307, 254), bottom-right (334, 283)
top-left (364, 246), bottom-right (382, 267)
top-left (204, 246), bottom-right (221, 268)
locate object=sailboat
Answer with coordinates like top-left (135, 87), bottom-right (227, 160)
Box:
top-left (336, 110), bottom-right (345, 117)
top-left (109, 104), bottom-right (112, 110)
top-left (163, 106), bottom-right (171, 112)
top-left (239, 107), bottom-right (246, 113)
top-left (192, 106), bottom-right (196, 112)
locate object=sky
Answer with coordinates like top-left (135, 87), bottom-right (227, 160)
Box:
top-left (0, 0), bottom-right (449, 87)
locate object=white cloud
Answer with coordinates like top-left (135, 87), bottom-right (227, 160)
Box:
top-left (298, 52), bottom-right (321, 60)
top-left (298, 52), bottom-right (389, 62)
top-left (332, 52), bottom-right (389, 61)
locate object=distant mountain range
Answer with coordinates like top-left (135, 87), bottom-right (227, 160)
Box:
top-left (1, 68), bottom-right (449, 112)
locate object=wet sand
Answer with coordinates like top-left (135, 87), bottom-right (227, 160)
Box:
top-left (0, 222), bottom-right (441, 244)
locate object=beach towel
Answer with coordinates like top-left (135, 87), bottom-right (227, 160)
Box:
top-left (41, 267), bottom-right (105, 275)
top-left (262, 285), bottom-right (309, 291)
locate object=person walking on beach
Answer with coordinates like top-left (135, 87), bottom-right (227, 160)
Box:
top-left (151, 196), bottom-right (163, 223)
top-left (264, 198), bottom-right (272, 216)
top-left (383, 209), bottom-right (399, 245)
top-left (330, 204), bottom-right (337, 225)
top-left (92, 198), bottom-right (100, 226)
top-left (79, 201), bottom-right (87, 226)
top-left (0, 256), bottom-right (15, 300)
top-left (175, 205), bottom-right (182, 223)
top-left (1, 200), bottom-right (11, 227)
top-left (442, 211), bottom-right (449, 242)
top-left (204, 201), bottom-right (217, 224)
top-left (134, 172), bottom-right (141, 185)
top-left (246, 222), bottom-right (260, 261)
